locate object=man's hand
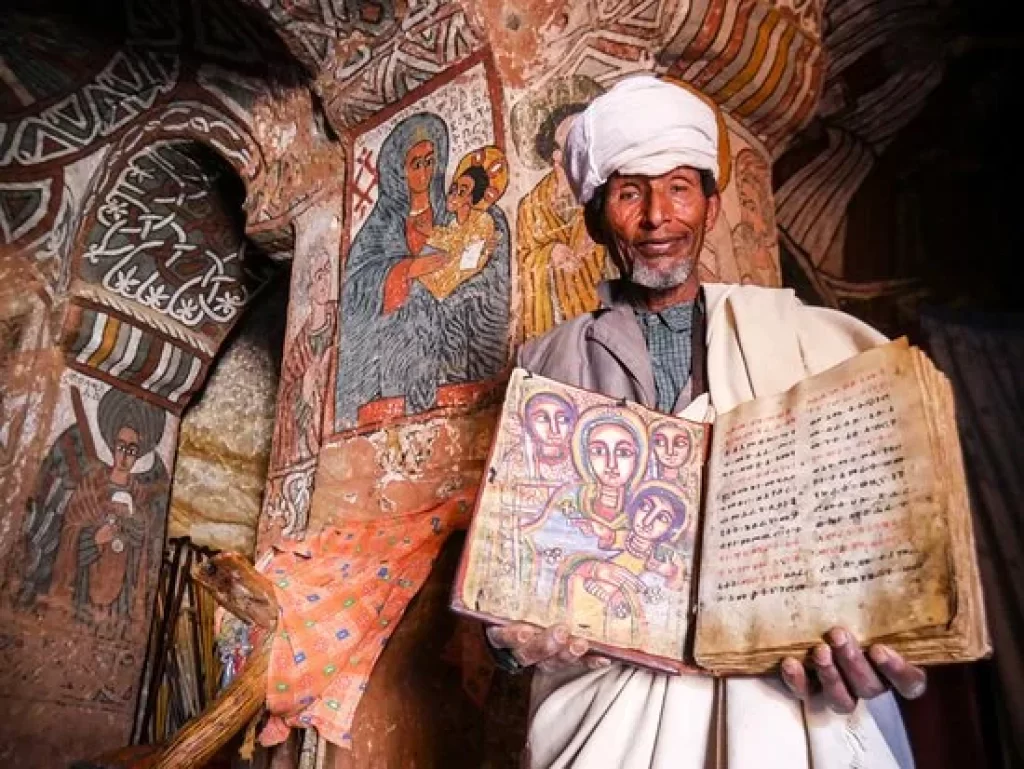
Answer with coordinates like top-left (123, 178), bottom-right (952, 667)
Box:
top-left (780, 627), bottom-right (927, 713)
top-left (486, 622), bottom-right (612, 673)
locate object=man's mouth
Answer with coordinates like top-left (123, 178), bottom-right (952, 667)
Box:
top-left (633, 236), bottom-right (690, 258)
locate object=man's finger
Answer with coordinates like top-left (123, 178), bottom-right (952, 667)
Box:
top-left (869, 644), bottom-right (927, 700)
top-left (486, 622), bottom-right (539, 650)
top-left (811, 644), bottom-right (857, 714)
top-left (780, 657), bottom-right (813, 700)
top-left (583, 654), bottom-right (613, 670)
top-left (516, 623), bottom-right (571, 667)
top-left (828, 628), bottom-right (887, 700)
top-left (537, 638), bottom-right (590, 672)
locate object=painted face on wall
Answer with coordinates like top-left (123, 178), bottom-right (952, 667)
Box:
top-left (652, 424), bottom-right (692, 470)
top-left (551, 114), bottom-right (576, 191)
top-left (525, 393), bottom-right (575, 451)
top-left (602, 166), bottom-right (720, 291)
top-left (310, 265), bottom-right (332, 305)
top-left (632, 492), bottom-right (678, 541)
top-left (404, 140), bottom-right (436, 196)
top-left (446, 174), bottom-right (474, 216)
top-left (587, 422), bottom-right (639, 489)
top-left (113, 426), bottom-right (141, 474)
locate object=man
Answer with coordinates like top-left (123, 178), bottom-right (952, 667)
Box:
top-left (488, 75), bottom-right (926, 769)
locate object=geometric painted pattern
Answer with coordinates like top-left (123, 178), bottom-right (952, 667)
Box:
top-left (79, 141), bottom-right (267, 351)
top-left (774, 0), bottom-right (946, 306)
top-left (0, 50), bottom-right (179, 168)
top-left (61, 301), bottom-right (209, 413)
top-left (321, 2), bottom-right (480, 131)
top-left (0, 179), bottom-right (51, 244)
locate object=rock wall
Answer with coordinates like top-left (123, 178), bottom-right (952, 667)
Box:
top-left (0, 3), bottom-right (335, 764)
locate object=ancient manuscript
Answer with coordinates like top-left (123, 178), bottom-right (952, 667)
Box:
top-left (452, 339), bottom-right (990, 673)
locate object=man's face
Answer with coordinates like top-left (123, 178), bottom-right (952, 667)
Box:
top-left (600, 166), bottom-right (719, 290)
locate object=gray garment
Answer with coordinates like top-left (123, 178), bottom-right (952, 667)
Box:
top-left (518, 280), bottom-right (694, 414)
top-left (517, 279), bottom-right (915, 769)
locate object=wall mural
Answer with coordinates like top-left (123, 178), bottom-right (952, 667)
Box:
top-left (0, 6), bottom-right (307, 767)
top-left (13, 376), bottom-right (173, 636)
top-left (263, 212), bottom-right (341, 538)
top-left (333, 53), bottom-right (509, 434)
top-left (0, 370), bottom-right (177, 762)
top-left (511, 76), bottom-right (610, 342)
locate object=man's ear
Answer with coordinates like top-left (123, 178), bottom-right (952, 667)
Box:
top-left (704, 192), bottom-right (721, 233)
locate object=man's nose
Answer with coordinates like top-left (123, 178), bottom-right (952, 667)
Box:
top-left (643, 190), bottom-right (669, 229)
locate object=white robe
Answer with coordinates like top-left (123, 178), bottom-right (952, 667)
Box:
top-left (525, 283), bottom-right (914, 769)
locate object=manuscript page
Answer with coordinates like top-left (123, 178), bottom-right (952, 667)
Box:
top-left (694, 339), bottom-right (953, 668)
top-left (454, 369), bottom-right (708, 671)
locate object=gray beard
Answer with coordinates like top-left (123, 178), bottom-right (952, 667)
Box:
top-left (629, 257), bottom-right (695, 290)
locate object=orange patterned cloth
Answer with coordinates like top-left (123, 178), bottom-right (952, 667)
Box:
top-left (258, 494), bottom-right (473, 748)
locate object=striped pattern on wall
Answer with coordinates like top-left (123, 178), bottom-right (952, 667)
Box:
top-left (518, 0), bottom-right (826, 155)
top-left (662, 0), bottom-right (826, 151)
top-left (61, 301), bottom-right (210, 413)
top-left (773, 0), bottom-right (947, 303)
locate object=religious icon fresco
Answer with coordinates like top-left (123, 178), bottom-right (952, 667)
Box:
top-left (474, 372), bottom-right (705, 657)
top-left (334, 57), bottom-right (511, 433)
top-left (511, 76), bottom-right (611, 342)
top-left (14, 376), bottom-right (173, 641)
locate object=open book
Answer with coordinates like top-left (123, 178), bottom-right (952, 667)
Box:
top-left (451, 338), bottom-right (991, 674)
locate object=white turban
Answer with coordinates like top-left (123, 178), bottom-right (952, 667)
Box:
top-left (562, 74), bottom-right (720, 205)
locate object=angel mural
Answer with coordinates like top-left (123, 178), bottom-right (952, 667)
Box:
top-left (335, 113), bottom-right (511, 429)
top-left (552, 481), bottom-right (690, 647)
top-left (17, 386), bottom-right (168, 636)
top-left (731, 148), bottom-right (777, 285)
top-left (272, 261), bottom-right (337, 466)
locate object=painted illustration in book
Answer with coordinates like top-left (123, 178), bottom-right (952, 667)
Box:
top-left (456, 369), bottom-right (707, 664)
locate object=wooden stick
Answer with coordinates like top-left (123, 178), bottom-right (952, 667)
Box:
top-left (151, 637), bottom-right (272, 769)
top-left (145, 552), bottom-right (280, 768)
top-left (140, 539), bottom-right (187, 742)
top-left (192, 552), bottom-right (279, 629)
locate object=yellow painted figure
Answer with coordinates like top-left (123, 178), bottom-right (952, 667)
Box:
top-left (419, 146), bottom-right (508, 300)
